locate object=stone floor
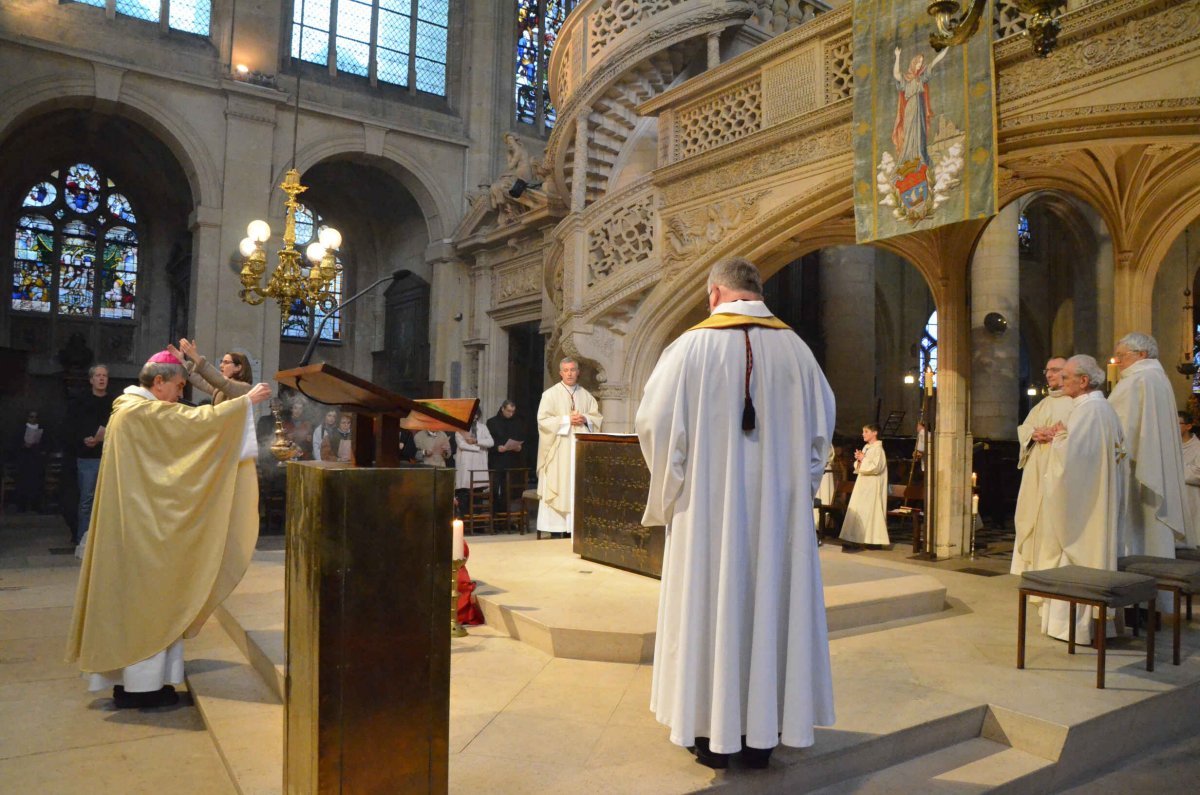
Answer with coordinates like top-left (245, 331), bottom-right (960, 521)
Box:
top-left (6, 513), bottom-right (1200, 793)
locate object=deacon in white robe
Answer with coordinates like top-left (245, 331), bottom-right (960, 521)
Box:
top-left (535, 358), bottom-right (602, 535)
top-left (839, 427), bottom-right (889, 548)
top-left (1012, 357), bottom-right (1074, 575)
top-left (1108, 333), bottom-right (1185, 560)
top-left (636, 257), bottom-right (835, 767)
top-left (1040, 355), bottom-right (1128, 644)
top-left (1178, 413), bottom-right (1200, 548)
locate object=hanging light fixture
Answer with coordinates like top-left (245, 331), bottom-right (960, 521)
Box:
top-left (237, 73), bottom-right (342, 315)
top-left (927, 1), bottom-right (1067, 58)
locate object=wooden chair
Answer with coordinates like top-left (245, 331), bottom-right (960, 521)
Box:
top-left (815, 482), bottom-right (855, 538)
top-left (886, 484), bottom-right (926, 551)
top-left (494, 468), bottom-right (530, 534)
top-left (463, 469), bottom-right (493, 535)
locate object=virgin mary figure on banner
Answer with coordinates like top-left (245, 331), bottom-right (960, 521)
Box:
top-left (892, 47), bottom-right (947, 215)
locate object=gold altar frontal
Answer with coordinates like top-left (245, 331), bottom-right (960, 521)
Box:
top-left (285, 462), bottom-right (454, 794)
top-left (573, 433), bottom-right (665, 578)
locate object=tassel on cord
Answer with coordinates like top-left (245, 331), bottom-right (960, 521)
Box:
top-left (742, 329), bottom-right (756, 432)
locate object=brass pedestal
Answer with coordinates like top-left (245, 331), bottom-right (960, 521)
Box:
top-left (285, 462), bottom-right (454, 793)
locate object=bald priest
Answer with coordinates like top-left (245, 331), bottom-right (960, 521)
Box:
top-left (66, 351), bottom-right (271, 708)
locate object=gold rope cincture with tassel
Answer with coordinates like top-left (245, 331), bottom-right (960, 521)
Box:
top-left (687, 312), bottom-right (792, 434)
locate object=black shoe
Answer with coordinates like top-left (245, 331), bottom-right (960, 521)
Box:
top-left (113, 685), bottom-right (179, 709)
top-left (841, 544), bottom-right (861, 553)
top-left (689, 737), bottom-right (730, 770)
top-left (740, 745), bottom-right (774, 769)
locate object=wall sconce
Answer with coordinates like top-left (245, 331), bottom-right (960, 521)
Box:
top-left (903, 372), bottom-right (917, 385)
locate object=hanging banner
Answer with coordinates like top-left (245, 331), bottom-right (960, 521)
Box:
top-left (852, 0), bottom-right (997, 244)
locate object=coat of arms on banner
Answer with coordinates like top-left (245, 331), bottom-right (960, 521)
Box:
top-left (853, 0), bottom-right (997, 244)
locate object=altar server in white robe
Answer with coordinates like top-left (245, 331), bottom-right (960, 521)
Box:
top-left (536, 357), bottom-right (602, 536)
top-left (636, 257), bottom-right (835, 770)
top-left (839, 424), bottom-right (889, 549)
top-left (1012, 357), bottom-right (1074, 575)
top-left (1178, 412), bottom-right (1200, 547)
top-left (1109, 332), bottom-right (1186, 561)
top-left (1040, 355), bottom-right (1128, 644)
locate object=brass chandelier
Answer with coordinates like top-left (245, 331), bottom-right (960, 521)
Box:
top-left (237, 169), bottom-right (342, 314)
top-left (236, 70), bottom-right (342, 315)
top-left (927, 1), bottom-right (1068, 58)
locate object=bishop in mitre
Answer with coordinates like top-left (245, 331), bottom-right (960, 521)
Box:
top-left (1108, 332), bottom-right (1187, 560)
top-left (66, 351), bottom-right (270, 708)
top-left (1011, 357), bottom-right (1074, 575)
top-left (535, 357), bottom-right (602, 536)
top-left (1040, 355), bottom-right (1128, 644)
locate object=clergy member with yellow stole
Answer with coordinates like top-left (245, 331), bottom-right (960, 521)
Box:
top-left (636, 257), bottom-right (835, 770)
top-left (535, 357), bottom-right (602, 536)
top-left (66, 350), bottom-right (271, 708)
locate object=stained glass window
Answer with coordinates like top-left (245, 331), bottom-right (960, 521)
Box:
top-left (1017, 211), bottom-right (1031, 253)
top-left (515, 0), bottom-right (576, 132)
top-left (9, 163), bottom-right (140, 320)
top-left (280, 203), bottom-right (344, 342)
top-left (291, 1), bottom-right (448, 96)
top-left (920, 311), bottom-right (938, 388)
top-left (77, 1), bottom-right (212, 35)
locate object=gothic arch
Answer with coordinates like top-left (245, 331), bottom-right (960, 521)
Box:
top-left (0, 80), bottom-right (221, 210)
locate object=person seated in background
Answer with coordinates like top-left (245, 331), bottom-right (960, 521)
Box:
top-left (321, 413), bottom-right (355, 463)
top-left (415, 429), bottom-right (451, 467)
top-left (283, 400), bottom-right (314, 459)
top-left (312, 409), bottom-right (338, 461)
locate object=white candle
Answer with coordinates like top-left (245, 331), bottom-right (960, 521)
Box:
top-left (452, 519), bottom-right (465, 561)
top-left (971, 472), bottom-right (978, 488)
top-left (971, 495), bottom-right (980, 516)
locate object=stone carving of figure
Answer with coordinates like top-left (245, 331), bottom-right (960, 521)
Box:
top-left (488, 133), bottom-right (538, 222)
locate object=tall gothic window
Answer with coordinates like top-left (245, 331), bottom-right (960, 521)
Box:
top-left (515, 0), bottom-right (576, 133)
top-left (920, 311), bottom-right (938, 387)
top-left (291, 0), bottom-right (449, 95)
top-left (1017, 211), bottom-right (1032, 253)
top-left (72, 1), bottom-right (212, 36)
top-left (280, 203), bottom-right (344, 342)
top-left (11, 163), bottom-right (140, 320)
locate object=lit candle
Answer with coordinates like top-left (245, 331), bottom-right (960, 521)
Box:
top-left (452, 519), bottom-right (465, 561)
top-left (971, 472), bottom-right (977, 489)
top-left (1107, 357), bottom-right (1119, 387)
top-left (972, 494), bottom-right (980, 516)
top-left (924, 366), bottom-right (934, 397)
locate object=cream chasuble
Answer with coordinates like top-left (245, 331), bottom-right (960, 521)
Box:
top-left (1011, 392), bottom-right (1074, 575)
top-left (636, 300), bottom-right (835, 755)
top-left (1108, 358), bottom-right (1185, 558)
top-left (535, 381), bottom-right (602, 534)
top-left (839, 441), bottom-right (889, 545)
top-left (67, 387), bottom-right (259, 680)
top-left (1181, 435), bottom-right (1200, 548)
top-left (1040, 391), bottom-right (1128, 643)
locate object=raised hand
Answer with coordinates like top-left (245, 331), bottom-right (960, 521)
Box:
top-left (248, 383), bottom-right (272, 405)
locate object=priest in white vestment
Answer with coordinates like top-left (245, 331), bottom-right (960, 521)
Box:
top-left (1108, 333), bottom-right (1185, 562)
top-left (839, 424), bottom-right (889, 549)
top-left (1012, 357), bottom-right (1074, 575)
top-left (66, 352), bottom-right (270, 708)
top-left (636, 257), bottom-right (835, 770)
top-left (535, 357), bottom-right (602, 536)
top-left (1178, 412), bottom-right (1200, 548)
top-left (1040, 355), bottom-right (1128, 644)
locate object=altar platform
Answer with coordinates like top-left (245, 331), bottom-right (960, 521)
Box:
top-left (185, 535), bottom-right (1200, 794)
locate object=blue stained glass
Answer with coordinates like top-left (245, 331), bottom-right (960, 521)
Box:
top-left (294, 204), bottom-right (315, 246)
top-left (515, 1), bottom-right (573, 129)
top-left (24, 182), bottom-right (56, 208)
top-left (101, 227), bottom-right (138, 319)
top-left (59, 221), bottom-right (97, 316)
top-left (65, 163), bottom-right (101, 214)
top-left (116, 0), bottom-right (159, 23)
top-left (281, 205), bottom-right (342, 341)
top-left (107, 193), bottom-right (137, 223)
top-left (12, 216), bottom-right (54, 313)
top-left (169, 0), bottom-right (211, 36)
top-left (1018, 212), bottom-right (1032, 252)
top-left (282, 299), bottom-right (310, 339)
top-left (920, 311), bottom-right (938, 388)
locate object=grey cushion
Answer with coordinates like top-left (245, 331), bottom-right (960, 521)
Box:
top-left (1021, 565), bottom-right (1158, 606)
top-left (1174, 547), bottom-right (1200, 562)
top-left (1118, 555), bottom-right (1200, 591)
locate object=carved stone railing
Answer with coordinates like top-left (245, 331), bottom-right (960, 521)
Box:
top-left (579, 175), bottom-right (660, 309)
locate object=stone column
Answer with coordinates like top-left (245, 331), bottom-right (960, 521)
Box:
top-left (427, 243), bottom-right (467, 396)
top-left (706, 32), bottom-right (721, 70)
top-left (572, 115), bottom-right (589, 212)
top-left (934, 262), bottom-right (972, 558)
top-left (970, 201), bottom-right (1021, 440)
top-left (819, 245), bottom-right (876, 434)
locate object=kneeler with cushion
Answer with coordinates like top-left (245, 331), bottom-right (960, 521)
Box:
top-left (1117, 556), bottom-right (1200, 665)
top-left (1018, 565), bottom-right (1157, 689)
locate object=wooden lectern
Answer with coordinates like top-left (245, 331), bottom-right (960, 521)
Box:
top-left (274, 363), bottom-right (475, 794)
